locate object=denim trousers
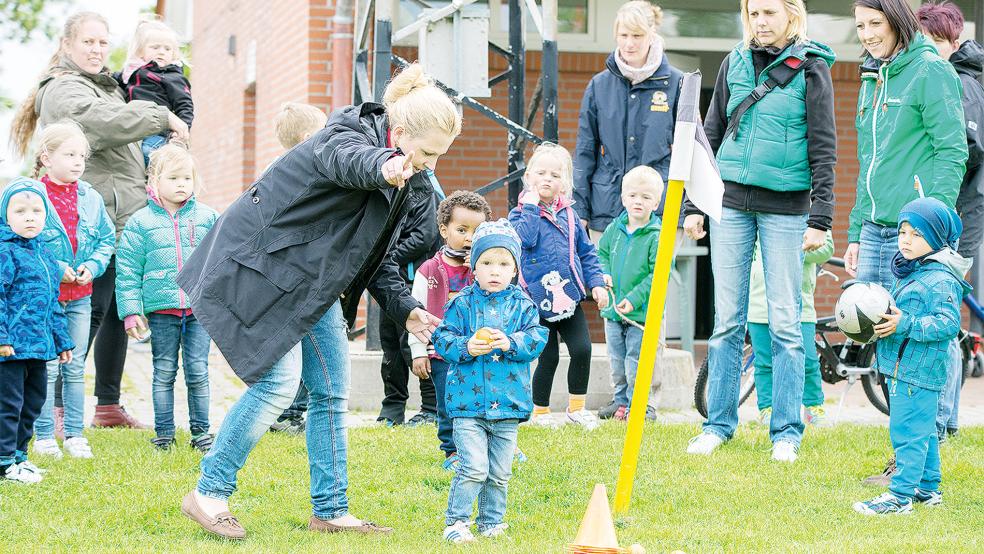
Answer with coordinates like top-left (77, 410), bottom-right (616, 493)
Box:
top-left (936, 339), bottom-right (962, 436)
top-left (431, 358), bottom-right (456, 455)
top-left (704, 207), bottom-right (806, 445)
top-left (147, 313), bottom-right (212, 438)
top-left (197, 301), bottom-right (352, 519)
top-left (749, 322), bottom-right (824, 410)
top-left (604, 319), bottom-right (663, 409)
top-left (446, 417), bottom-right (518, 530)
top-left (36, 298), bottom-right (91, 439)
top-left (887, 377), bottom-right (941, 498)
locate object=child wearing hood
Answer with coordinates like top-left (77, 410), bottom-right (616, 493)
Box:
top-left (114, 144), bottom-right (217, 452)
top-left (0, 178), bottom-right (74, 483)
top-left (854, 197), bottom-right (971, 516)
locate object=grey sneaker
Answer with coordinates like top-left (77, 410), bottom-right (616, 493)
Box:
top-left (597, 401), bottom-right (622, 420)
top-left (853, 492), bottom-right (913, 515)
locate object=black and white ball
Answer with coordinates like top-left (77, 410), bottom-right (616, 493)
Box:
top-left (835, 282), bottom-right (895, 344)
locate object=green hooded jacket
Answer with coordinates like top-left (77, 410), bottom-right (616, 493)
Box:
top-left (850, 33), bottom-right (967, 242)
top-left (597, 212), bottom-right (661, 324)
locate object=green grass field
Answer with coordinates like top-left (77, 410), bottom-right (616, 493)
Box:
top-left (1, 422), bottom-right (982, 553)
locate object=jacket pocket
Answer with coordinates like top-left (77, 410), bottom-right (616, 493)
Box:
top-left (263, 221), bottom-right (329, 253)
top-left (209, 248), bottom-right (304, 328)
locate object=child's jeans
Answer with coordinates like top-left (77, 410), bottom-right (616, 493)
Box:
top-left (446, 417), bottom-right (518, 530)
top-left (0, 359), bottom-right (46, 466)
top-left (887, 377), bottom-right (941, 498)
top-left (749, 322), bottom-right (824, 410)
top-left (148, 313), bottom-right (211, 438)
top-left (431, 358), bottom-right (456, 455)
top-left (604, 318), bottom-right (663, 409)
top-left (141, 134), bottom-right (167, 166)
top-left (36, 298), bottom-right (91, 439)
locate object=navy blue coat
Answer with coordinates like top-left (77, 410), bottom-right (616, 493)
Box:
top-left (573, 53), bottom-right (683, 231)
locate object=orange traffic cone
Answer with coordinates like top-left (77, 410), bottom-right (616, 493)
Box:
top-left (567, 484), bottom-right (620, 553)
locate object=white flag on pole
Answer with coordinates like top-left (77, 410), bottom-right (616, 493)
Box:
top-left (669, 72), bottom-right (724, 223)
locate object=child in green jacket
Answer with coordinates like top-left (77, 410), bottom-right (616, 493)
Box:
top-left (597, 166), bottom-right (664, 421)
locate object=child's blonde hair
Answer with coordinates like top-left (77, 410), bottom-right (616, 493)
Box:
top-left (614, 1), bottom-right (663, 37)
top-left (148, 143), bottom-right (202, 194)
top-left (524, 142), bottom-right (574, 199)
top-left (274, 102), bottom-right (328, 149)
top-left (32, 120), bottom-right (90, 179)
top-left (621, 165), bottom-right (664, 197)
top-left (128, 19), bottom-right (184, 65)
top-left (383, 63), bottom-right (461, 140)
top-left (740, 0), bottom-right (808, 47)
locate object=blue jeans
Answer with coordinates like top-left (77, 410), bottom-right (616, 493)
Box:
top-left (857, 222), bottom-right (898, 291)
top-left (887, 377), bottom-right (941, 498)
top-left (148, 313), bottom-right (211, 438)
top-left (604, 319), bottom-right (644, 407)
top-left (36, 298), bottom-right (91, 440)
top-left (704, 207), bottom-right (806, 445)
top-left (431, 358), bottom-right (456, 455)
top-left (936, 339), bottom-right (962, 436)
top-left (446, 417), bottom-right (518, 530)
top-left (197, 301), bottom-right (352, 519)
top-left (142, 134), bottom-right (167, 166)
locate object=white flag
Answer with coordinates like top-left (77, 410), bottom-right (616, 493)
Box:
top-left (668, 72), bottom-right (724, 223)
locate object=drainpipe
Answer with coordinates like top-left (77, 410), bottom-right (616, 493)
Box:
top-left (332, 0), bottom-right (355, 109)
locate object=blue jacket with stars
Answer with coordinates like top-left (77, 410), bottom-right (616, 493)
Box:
top-left (433, 283), bottom-right (548, 421)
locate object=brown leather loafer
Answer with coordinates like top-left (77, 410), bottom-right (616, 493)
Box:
top-left (308, 515), bottom-right (393, 534)
top-left (181, 491), bottom-right (246, 540)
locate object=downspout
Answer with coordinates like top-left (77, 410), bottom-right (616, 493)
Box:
top-left (332, 0), bottom-right (355, 110)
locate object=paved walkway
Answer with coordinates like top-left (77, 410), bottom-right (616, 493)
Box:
top-left (83, 341), bottom-right (984, 431)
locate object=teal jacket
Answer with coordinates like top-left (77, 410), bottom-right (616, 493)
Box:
top-left (115, 193), bottom-right (218, 318)
top-left (747, 231), bottom-right (834, 324)
top-left (716, 40), bottom-right (835, 192)
top-left (597, 212), bottom-right (661, 324)
top-left (851, 33), bottom-right (967, 242)
top-left (37, 179), bottom-right (115, 281)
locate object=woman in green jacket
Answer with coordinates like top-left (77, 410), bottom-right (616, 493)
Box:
top-left (10, 12), bottom-right (189, 428)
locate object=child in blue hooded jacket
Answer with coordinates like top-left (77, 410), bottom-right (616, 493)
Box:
top-left (0, 178), bottom-right (74, 484)
top-left (433, 219), bottom-right (547, 543)
top-left (853, 197), bottom-right (970, 516)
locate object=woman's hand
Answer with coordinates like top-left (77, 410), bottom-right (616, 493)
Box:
top-left (405, 307), bottom-right (440, 344)
top-left (592, 286), bottom-right (609, 309)
top-left (382, 151), bottom-right (416, 188)
top-left (167, 112), bottom-right (190, 142)
top-left (684, 214), bottom-right (706, 240)
top-left (802, 228), bottom-right (826, 252)
top-left (844, 243), bottom-right (860, 278)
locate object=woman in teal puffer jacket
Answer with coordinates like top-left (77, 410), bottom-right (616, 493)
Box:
top-left (114, 145), bottom-right (218, 450)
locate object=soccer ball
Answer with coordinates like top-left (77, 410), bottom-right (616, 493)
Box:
top-left (835, 282), bottom-right (895, 344)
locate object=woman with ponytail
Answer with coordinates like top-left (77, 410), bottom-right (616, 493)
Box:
top-left (9, 12), bottom-right (189, 429)
top-left (175, 63), bottom-right (462, 539)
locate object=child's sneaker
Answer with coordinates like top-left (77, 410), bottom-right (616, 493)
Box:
top-left (150, 436), bottom-right (177, 451)
top-left (565, 409), bottom-right (599, 430)
top-left (913, 488), bottom-right (943, 506)
top-left (758, 407), bottom-right (772, 427)
top-left (529, 412), bottom-right (559, 428)
top-left (270, 416), bottom-right (305, 434)
top-left (771, 440), bottom-right (798, 463)
top-left (597, 401), bottom-right (622, 420)
top-left (63, 437), bottom-right (93, 458)
top-left (190, 433), bottom-right (215, 453)
top-left (804, 405), bottom-right (828, 427)
top-left (480, 523), bottom-right (508, 538)
top-left (443, 520), bottom-right (476, 544)
top-left (513, 447), bottom-right (528, 464)
top-left (686, 432), bottom-right (724, 455)
top-left (2, 462), bottom-right (42, 484)
top-left (613, 406), bottom-right (628, 421)
top-left (18, 460), bottom-right (47, 475)
top-left (33, 438), bottom-right (63, 459)
top-left (406, 412), bottom-right (437, 427)
top-left (853, 492), bottom-right (913, 515)
top-left (442, 452), bottom-right (461, 472)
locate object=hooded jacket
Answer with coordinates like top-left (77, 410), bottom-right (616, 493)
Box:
top-left (875, 249), bottom-right (971, 391)
top-left (115, 191), bottom-right (218, 319)
top-left (950, 39), bottom-right (984, 258)
top-left (433, 283), bottom-right (548, 421)
top-left (597, 211), bottom-right (662, 324)
top-left (0, 178), bottom-right (75, 362)
top-left (35, 57), bottom-right (171, 235)
top-left (36, 179), bottom-right (115, 283)
top-left (850, 33), bottom-right (968, 242)
top-left (116, 60), bottom-right (194, 133)
top-left (573, 52), bottom-right (683, 231)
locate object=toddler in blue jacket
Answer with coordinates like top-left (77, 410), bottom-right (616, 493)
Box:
top-left (433, 219), bottom-right (547, 543)
top-left (853, 197), bottom-right (970, 515)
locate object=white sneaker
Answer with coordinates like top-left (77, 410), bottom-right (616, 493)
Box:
top-left (443, 520), bottom-right (476, 544)
top-left (63, 437), bottom-right (93, 459)
top-left (565, 409), bottom-right (600, 430)
top-left (686, 432), bottom-right (724, 455)
top-left (17, 460), bottom-right (47, 475)
top-left (529, 412), bottom-right (560, 428)
top-left (3, 462), bottom-right (42, 484)
top-left (772, 440), bottom-right (798, 463)
top-left (33, 438), bottom-right (63, 459)
top-left (480, 523), bottom-right (508, 538)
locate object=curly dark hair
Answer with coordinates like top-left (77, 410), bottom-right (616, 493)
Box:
top-left (437, 190), bottom-right (492, 228)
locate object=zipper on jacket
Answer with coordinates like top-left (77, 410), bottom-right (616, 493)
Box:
top-left (863, 64), bottom-right (889, 224)
top-left (168, 209), bottom-right (186, 310)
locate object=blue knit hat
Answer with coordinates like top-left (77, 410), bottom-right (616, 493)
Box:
top-left (470, 219), bottom-right (521, 270)
top-left (898, 197), bottom-right (962, 251)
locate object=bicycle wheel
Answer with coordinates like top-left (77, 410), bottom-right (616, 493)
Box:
top-left (695, 343), bottom-right (756, 419)
top-left (862, 372), bottom-right (890, 416)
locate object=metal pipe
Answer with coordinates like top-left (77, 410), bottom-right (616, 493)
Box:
top-left (373, 10), bottom-right (393, 103)
top-left (541, 0), bottom-right (558, 142)
top-left (332, 0), bottom-right (355, 110)
top-left (507, 0), bottom-right (526, 209)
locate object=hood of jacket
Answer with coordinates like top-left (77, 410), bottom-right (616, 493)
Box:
top-left (860, 32), bottom-right (937, 77)
top-left (37, 57), bottom-right (119, 104)
top-left (951, 39), bottom-right (984, 79)
top-left (0, 177), bottom-right (56, 245)
top-left (924, 247), bottom-right (974, 296)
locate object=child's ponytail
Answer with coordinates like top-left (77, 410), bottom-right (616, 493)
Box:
top-left (382, 63), bottom-right (461, 140)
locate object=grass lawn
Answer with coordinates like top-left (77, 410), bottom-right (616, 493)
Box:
top-left (1, 422), bottom-right (982, 553)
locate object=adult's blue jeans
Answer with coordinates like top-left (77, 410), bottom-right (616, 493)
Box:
top-left (36, 298), bottom-right (91, 440)
top-left (704, 207), bottom-right (806, 446)
top-left (887, 377), bottom-right (941, 499)
top-left (936, 339), bottom-right (962, 437)
top-left (198, 301), bottom-right (352, 519)
top-left (147, 313), bottom-right (211, 438)
top-left (445, 417), bottom-right (518, 531)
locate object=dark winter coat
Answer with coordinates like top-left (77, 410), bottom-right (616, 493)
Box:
top-left (573, 53), bottom-right (683, 231)
top-left (176, 103), bottom-right (433, 384)
top-left (951, 40), bottom-right (984, 258)
top-left (117, 61), bottom-right (194, 133)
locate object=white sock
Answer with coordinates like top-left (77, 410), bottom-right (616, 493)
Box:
top-left (194, 490), bottom-right (229, 518)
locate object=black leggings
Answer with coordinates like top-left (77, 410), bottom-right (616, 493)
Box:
top-left (531, 304), bottom-right (592, 407)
